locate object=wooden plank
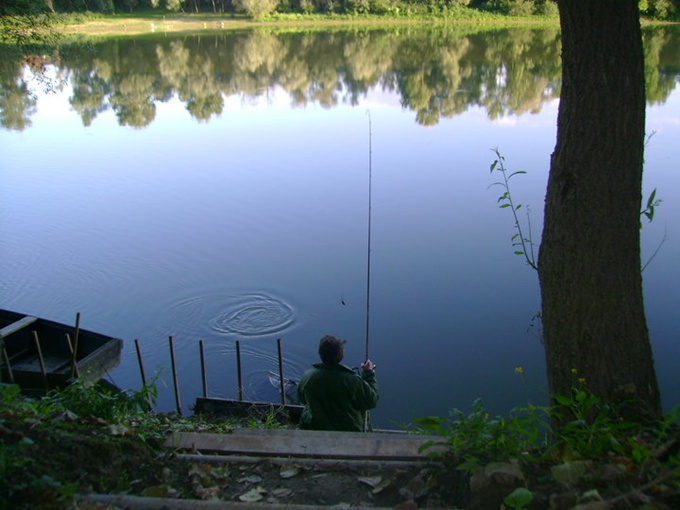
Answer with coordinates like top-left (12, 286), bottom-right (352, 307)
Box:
top-left (0, 316), bottom-right (38, 339)
top-left (165, 429), bottom-right (446, 461)
top-left (81, 493), bottom-right (399, 510)
top-left (193, 397), bottom-right (303, 423)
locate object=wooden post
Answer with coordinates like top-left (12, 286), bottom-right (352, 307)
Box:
top-left (169, 336), bottom-right (182, 415)
top-left (134, 339), bottom-right (153, 410)
top-left (277, 338), bottom-right (286, 405)
top-left (1, 341), bottom-right (14, 384)
top-left (199, 340), bottom-right (207, 398)
top-left (134, 339), bottom-right (148, 388)
top-left (236, 340), bottom-right (243, 401)
top-left (70, 312), bottom-right (80, 379)
top-left (64, 334), bottom-right (79, 378)
top-left (32, 331), bottom-right (49, 392)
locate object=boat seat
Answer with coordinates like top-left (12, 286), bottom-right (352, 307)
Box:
top-left (0, 316), bottom-right (38, 339)
top-left (7, 348), bottom-right (30, 362)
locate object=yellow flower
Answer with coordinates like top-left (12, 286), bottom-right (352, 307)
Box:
top-left (570, 368), bottom-right (578, 375)
top-left (514, 367), bottom-right (524, 374)
top-left (578, 378), bottom-right (586, 385)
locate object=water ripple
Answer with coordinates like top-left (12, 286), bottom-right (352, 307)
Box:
top-left (210, 293), bottom-right (295, 337)
top-left (169, 290), bottom-right (296, 339)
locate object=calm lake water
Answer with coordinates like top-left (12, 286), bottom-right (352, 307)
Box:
top-left (1, 25), bottom-right (679, 428)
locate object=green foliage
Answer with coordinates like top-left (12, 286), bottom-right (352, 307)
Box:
top-left (533, 0), bottom-right (557, 16)
top-left (53, 0), bottom-right (115, 13)
top-left (489, 148), bottom-right (538, 270)
top-left (0, 0), bottom-right (567, 18)
top-left (164, 0), bottom-right (185, 11)
top-left (414, 398), bottom-right (550, 471)
top-left (235, 0), bottom-right (280, 17)
top-left (245, 406), bottom-right (291, 429)
top-left (0, 384), bottom-right (78, 507)
top-left (0, 387), bottom-right (34, 479)
top-left (641, 187), bottom-right (662, 223)
top-left (299, 0), bottom-right (315, 12)
top-left (0, 0), bottom-right (56, 46)
top-left (347, 0), bottom-right (371, 14)
top-left (490, 148), bottom-right (665, 272)
top-left (640, 0), bottom-right (679, 20)
top-left (550, 383), bottom-right (637, 460)
top-left (507, 0), bottom-right (534, 16)
top-left (413, 376), bottom-right (680, 483)
top-left (504, 487), bottom-right (533, 510)
top-left (124, 0), bottom-right (140, 12)
top-left (43, 377), bottom-right (157, 422)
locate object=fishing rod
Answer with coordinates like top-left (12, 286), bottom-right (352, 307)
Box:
top-left (364, 109), bottom-right (373, 363)
top-left (363, 110), bottom-right (373, 433)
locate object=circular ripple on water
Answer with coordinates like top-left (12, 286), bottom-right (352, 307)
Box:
top-left (210, 293), bottom-right (295, 337)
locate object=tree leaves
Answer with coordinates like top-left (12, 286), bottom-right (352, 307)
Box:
top-left (488, 148), bottom-right (538, 270)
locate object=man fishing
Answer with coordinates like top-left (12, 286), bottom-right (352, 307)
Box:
top-left (297, 335), bottom-right (378, 432)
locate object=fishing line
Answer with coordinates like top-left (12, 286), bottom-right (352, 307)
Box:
top-left (364, 109), bottom-right (373, 362)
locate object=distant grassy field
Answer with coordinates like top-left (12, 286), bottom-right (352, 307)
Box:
top-left (58, 12), bottom-right (557, 37)
top-left (61, 15), bottom-right (255, 36)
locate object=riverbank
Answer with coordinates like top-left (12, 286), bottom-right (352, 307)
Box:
top-left (1, 381), bottom-right (678, 509)
top-left (58, 12), bottom-right (560, 37)
top-left (52, 11), bottom-right (678, 39)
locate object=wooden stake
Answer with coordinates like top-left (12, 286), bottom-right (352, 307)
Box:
top-left (199, 340), bottom-right (207, 398)
top-left (236, 340), bottom-right (243, 401)
top-left (32, 331), bottom-right (48, 392)
top-left (70, 312), bottom-right (80, 379)
top-left (169, 336), bottom-right (182, 415)
top-left (134, 339), bottom-right (147, 388)
top-left (1, 341), bottom-right (14, 384)
top-left (64, 334), bottom-right (79, 378)
top-left (134, 339), bottom-right (153, 410)
top-left (277, 338), bottom-right (286, 405)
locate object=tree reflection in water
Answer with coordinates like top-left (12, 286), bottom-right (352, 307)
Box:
top-left (1, 25), bottom-right (678, 131)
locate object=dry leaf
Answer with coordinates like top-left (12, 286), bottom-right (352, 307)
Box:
top-left (551, 461), bottom-right (587, 484)
top-left (107, 424), bottom-right (129, 436)
top-left (357, 475), bottom-right (382, 488)
top-left (239, 487), bottom-right (267, 502)
top-left (188, 464), bottom-right (211, 477)
top-left (238, 474), bottom-right (263, 484)
top-left (141, 484), bottom-right (178, 498)
top-left (279, 465), bottom-right (301, 479)
top-left (372, 477), bottom-right (394, 494)
top-left (272, 487), bottom-right (293, 498)
top-left (194, 485), bottom-right (221, 500)
top-left (400, 470), bottom-right (429, 500)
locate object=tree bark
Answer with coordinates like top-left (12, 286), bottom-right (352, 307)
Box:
top-left (538, 0), bottom-right (662, 421)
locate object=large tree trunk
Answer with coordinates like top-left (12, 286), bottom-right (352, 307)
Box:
top-left (538, 0), bottom-right (661, 421)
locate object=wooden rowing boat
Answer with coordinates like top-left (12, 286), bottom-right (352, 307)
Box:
top-left (0, 309), bottom-right (123, 393)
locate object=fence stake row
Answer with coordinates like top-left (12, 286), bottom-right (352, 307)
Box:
top-left (133, 337), bottom-right (290, 415)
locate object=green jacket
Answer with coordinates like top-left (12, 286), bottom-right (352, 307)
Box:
top-left (297, 363), bottom-right (379, 432)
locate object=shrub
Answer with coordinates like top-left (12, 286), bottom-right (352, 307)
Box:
top-left (347, 0), bottom-right (370, 13)
top-left (299, 0), bottom-right (314, 12)
top-left (234, 0), bottom-right (280, 17)
top-left (534, 0), bottom-right (558, 16)
top-left (507, 0), bottom-right (533, 16)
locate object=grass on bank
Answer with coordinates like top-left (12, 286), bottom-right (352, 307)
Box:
top-left (40, 5), bottom-right (561, 37)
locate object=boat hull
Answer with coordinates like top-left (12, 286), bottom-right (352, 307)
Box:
top-left (0, 309), bottom-right (123, 392)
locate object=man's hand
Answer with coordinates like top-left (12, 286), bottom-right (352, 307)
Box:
top-left (361, 359), bottom-right (376, 372)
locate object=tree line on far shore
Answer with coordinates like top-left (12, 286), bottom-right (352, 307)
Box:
top-left (4, 0), bottom-right (680, 21)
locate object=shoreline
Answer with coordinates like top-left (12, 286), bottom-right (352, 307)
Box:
top-left (59, 14), bottom-right (561, 36)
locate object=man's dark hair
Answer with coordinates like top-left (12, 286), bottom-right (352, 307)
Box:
top-left (318, 335), bottom-right (344, 364)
